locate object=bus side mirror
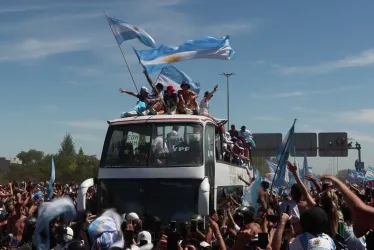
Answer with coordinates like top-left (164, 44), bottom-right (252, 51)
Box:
top-left (77, 178), bottom-right (95, 212)
top-left (198, 178), bottom-right (210, 216)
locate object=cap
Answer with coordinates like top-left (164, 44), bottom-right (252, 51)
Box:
top-left (137, 231), bottom-right (152, 244)
top-left (200, 241), bottom-right (211, 248)
top-left (140, 86), bottom-right (149, 93)
top-left (63, 227), bottom-right (74, 242)
top-left (180, 81), bottom-right (190, 88)
top-left (127, 212), bottom-right (139, 220)
top-left (166, 85), bottom-right (176, 92)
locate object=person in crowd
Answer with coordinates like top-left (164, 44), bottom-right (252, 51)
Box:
top-left (229, 124), bottom-right (239, 138)
top-left (177, 81), bottom-right (199, 114)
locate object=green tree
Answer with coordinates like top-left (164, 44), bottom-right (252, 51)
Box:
top-left (78, 147), bottom-right (84, 156)
top-left (59, 133), bottom-right (76, 157)
top-left (16, 149), bottom-right (44, 165)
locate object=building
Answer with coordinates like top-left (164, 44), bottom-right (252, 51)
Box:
top-left (10, 157), bottom-right (22, 165)
top-left (0, 157), bottom-right (10, 172)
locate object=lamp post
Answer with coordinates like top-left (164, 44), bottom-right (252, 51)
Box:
top-left (220, 73), bottom-right (234, 131)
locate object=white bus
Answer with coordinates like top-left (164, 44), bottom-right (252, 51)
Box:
top-left (77, 115), bottom-right (250, 222)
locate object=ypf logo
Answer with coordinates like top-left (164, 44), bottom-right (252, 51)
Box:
top-left (173, 145), bottom-right (190, 152)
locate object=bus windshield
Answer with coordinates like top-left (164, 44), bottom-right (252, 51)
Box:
top-left (99, 179), bottom-right (200, 222)
top-left (101, 122), bottom-right (203, 167)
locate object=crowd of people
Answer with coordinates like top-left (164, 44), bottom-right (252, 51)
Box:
top-left (0, 161), bottom-right (373, 249)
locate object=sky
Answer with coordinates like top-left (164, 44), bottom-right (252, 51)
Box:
top-left (1, 0), bottom-right (374, 175)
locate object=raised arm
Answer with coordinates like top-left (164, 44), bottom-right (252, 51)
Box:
top-left (205, 85), bottom-right (218, 100)
top-left (119, 88), bottom-right (137, 97)
top-left (287, 161), bottom-right (316, 207)
top-left (143, 70), bottom-right (159, 95)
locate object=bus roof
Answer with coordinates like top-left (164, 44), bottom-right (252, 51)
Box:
top-left (108, 115), bottom-right (215, 126)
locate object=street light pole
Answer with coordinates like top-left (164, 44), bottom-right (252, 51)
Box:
top-left (220, 73), bottom-right (234, 131)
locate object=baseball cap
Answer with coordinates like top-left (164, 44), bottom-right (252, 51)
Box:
top-left (167, 85), bottom-right (176, 92)
top-left (137, 231), bottom-right (152, 244)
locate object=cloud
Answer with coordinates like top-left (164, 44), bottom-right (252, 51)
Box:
top-left (57, 120), bottom-right (106, 130)
top-left (346, 131), bottom-right (374, 143)
top-left (335, 109), bottom-right (374, 124)
top-left (253, 116), bottom-right (280, 121)
top-left (278, 49), bottom-right (374, 75)
top-left (0, 38), bottom-right (90, 61)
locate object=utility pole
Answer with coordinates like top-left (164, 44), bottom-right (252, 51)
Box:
top-left (220, 73), bottom-right (234, 131)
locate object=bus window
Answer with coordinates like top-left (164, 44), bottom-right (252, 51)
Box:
top-left (101, 123), bottom-right (203, 167)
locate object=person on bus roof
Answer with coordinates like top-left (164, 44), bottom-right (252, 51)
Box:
top-left (143, 70), bottom-right (165, 114)
top-left (119, 86), bottom-right (157, 117)
top-left (177, 81), bottom-right (199, 114)
top-left (199, 85), bottom-right (226, 126)
top-left (163, 86), bottom-right (179, 115)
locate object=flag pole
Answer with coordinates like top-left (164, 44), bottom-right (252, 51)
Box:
top-left (103, 11), bottom-right (138, 92)
top-left (270, 119), bottom-right (297, 193)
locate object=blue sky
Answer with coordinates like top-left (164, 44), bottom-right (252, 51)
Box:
top-left (1, 0), bottom-right (374, 174)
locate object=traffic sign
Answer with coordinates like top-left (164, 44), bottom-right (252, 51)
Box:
top-left (251, 133), bottom-right (282, 157)
top-left (290, 133), bottom-right (318, 157)
top-left (318, 132), bottom-right (348, 157)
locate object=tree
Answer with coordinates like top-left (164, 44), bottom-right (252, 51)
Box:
top-left (78, 147), bottom-right (84, 156)
top-left (16, 149), bottom-right (44, 165)
top-left (58, 133), bottom-right (76, 157)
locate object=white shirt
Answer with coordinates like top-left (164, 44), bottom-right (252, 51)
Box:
top-left (199, 98), bottom-right (209, 114)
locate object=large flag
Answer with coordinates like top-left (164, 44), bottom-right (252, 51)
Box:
top-left (134, 35), bottom-right (235, 73)
top-left (47, 157), bottom-right (55, 201)
top-left (365, 167), bottom-right (374, 181)
top-left (107, 16), bottom-right (156, 48)
top-left (273, 119), bottom-right (296, 188)
top-left (34, 197), bottom-right (77, 250)
top-left (156, 66), bottom-right (201, 94)
top-left (302, 153), bottom-right (311, 190)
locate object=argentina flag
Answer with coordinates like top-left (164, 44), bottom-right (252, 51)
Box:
top-left (47, 157), bottom-right (55, 201)
top-left (273, 119), bottom-right (296, 188)
top-left (135, 35), bottom-right (235, 73)
top-left (365, 167), bottom-right (374, 181)
top-left (156, 66), bottom-right (200, 94)
top-left (107, 16), bottom-right (156, 48)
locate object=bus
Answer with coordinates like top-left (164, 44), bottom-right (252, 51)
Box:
top-left (77, 115), bottom-right (250, 222)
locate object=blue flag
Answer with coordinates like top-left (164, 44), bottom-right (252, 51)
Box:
top-left (365, 167), bottom-right (374, 181)
top-left (273, 119), bottom-right (296, 187)
top-left (156, 66), bottom-right (200, 94)
top-left (134, 35), bottom-right (235, 73)
top-left (107, 16), bottom-right (156, 48)
top-left (47, 157), bottom-right (55, 201)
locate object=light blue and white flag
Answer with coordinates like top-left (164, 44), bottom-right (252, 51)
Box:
top-left (107, 16), bottom-right (156, 48)
top-left (348, 169), bottom-right (365, 182)
top-left (273, 119), bottom-right (296, 188)
top-left (135, 35), bottom-right (235, 73)
top-left (34, 197), bottom-right (77, 250)
top-left (156, 66), bottom-right (201, 94)
top-left (365, 167), bottom-right (374, 181)
top-left (302, 153), bottom-right (311, 190)
top-left (242, 167), bottom-right (262, 215)
top-left (47, 157), bottom-right (55, 201)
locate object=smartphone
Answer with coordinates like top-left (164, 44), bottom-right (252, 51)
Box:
top-left (285, 205), bottom-right (290, 215)
top-left (170, 220), bottom-right (176, 230)
top-left (209, 209), bottom-right (216, 217)
top-left (167, 231), bottom-right (180, 250)
top-left (124, 230), bottom-right (134, 244)
top-left (265, 214), bottom-right (280, 222)
top-left (190, 219), bottom-right (197, 233)
top-left (258, 232), bottom-right (269, 249)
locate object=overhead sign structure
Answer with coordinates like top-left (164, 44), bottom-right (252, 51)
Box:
top-left (251, 133), bottom-right (282, 157)
top-left (290, 133), bottom-right (318, 157)
top-left (318, 132), bottom-right (348, 157)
